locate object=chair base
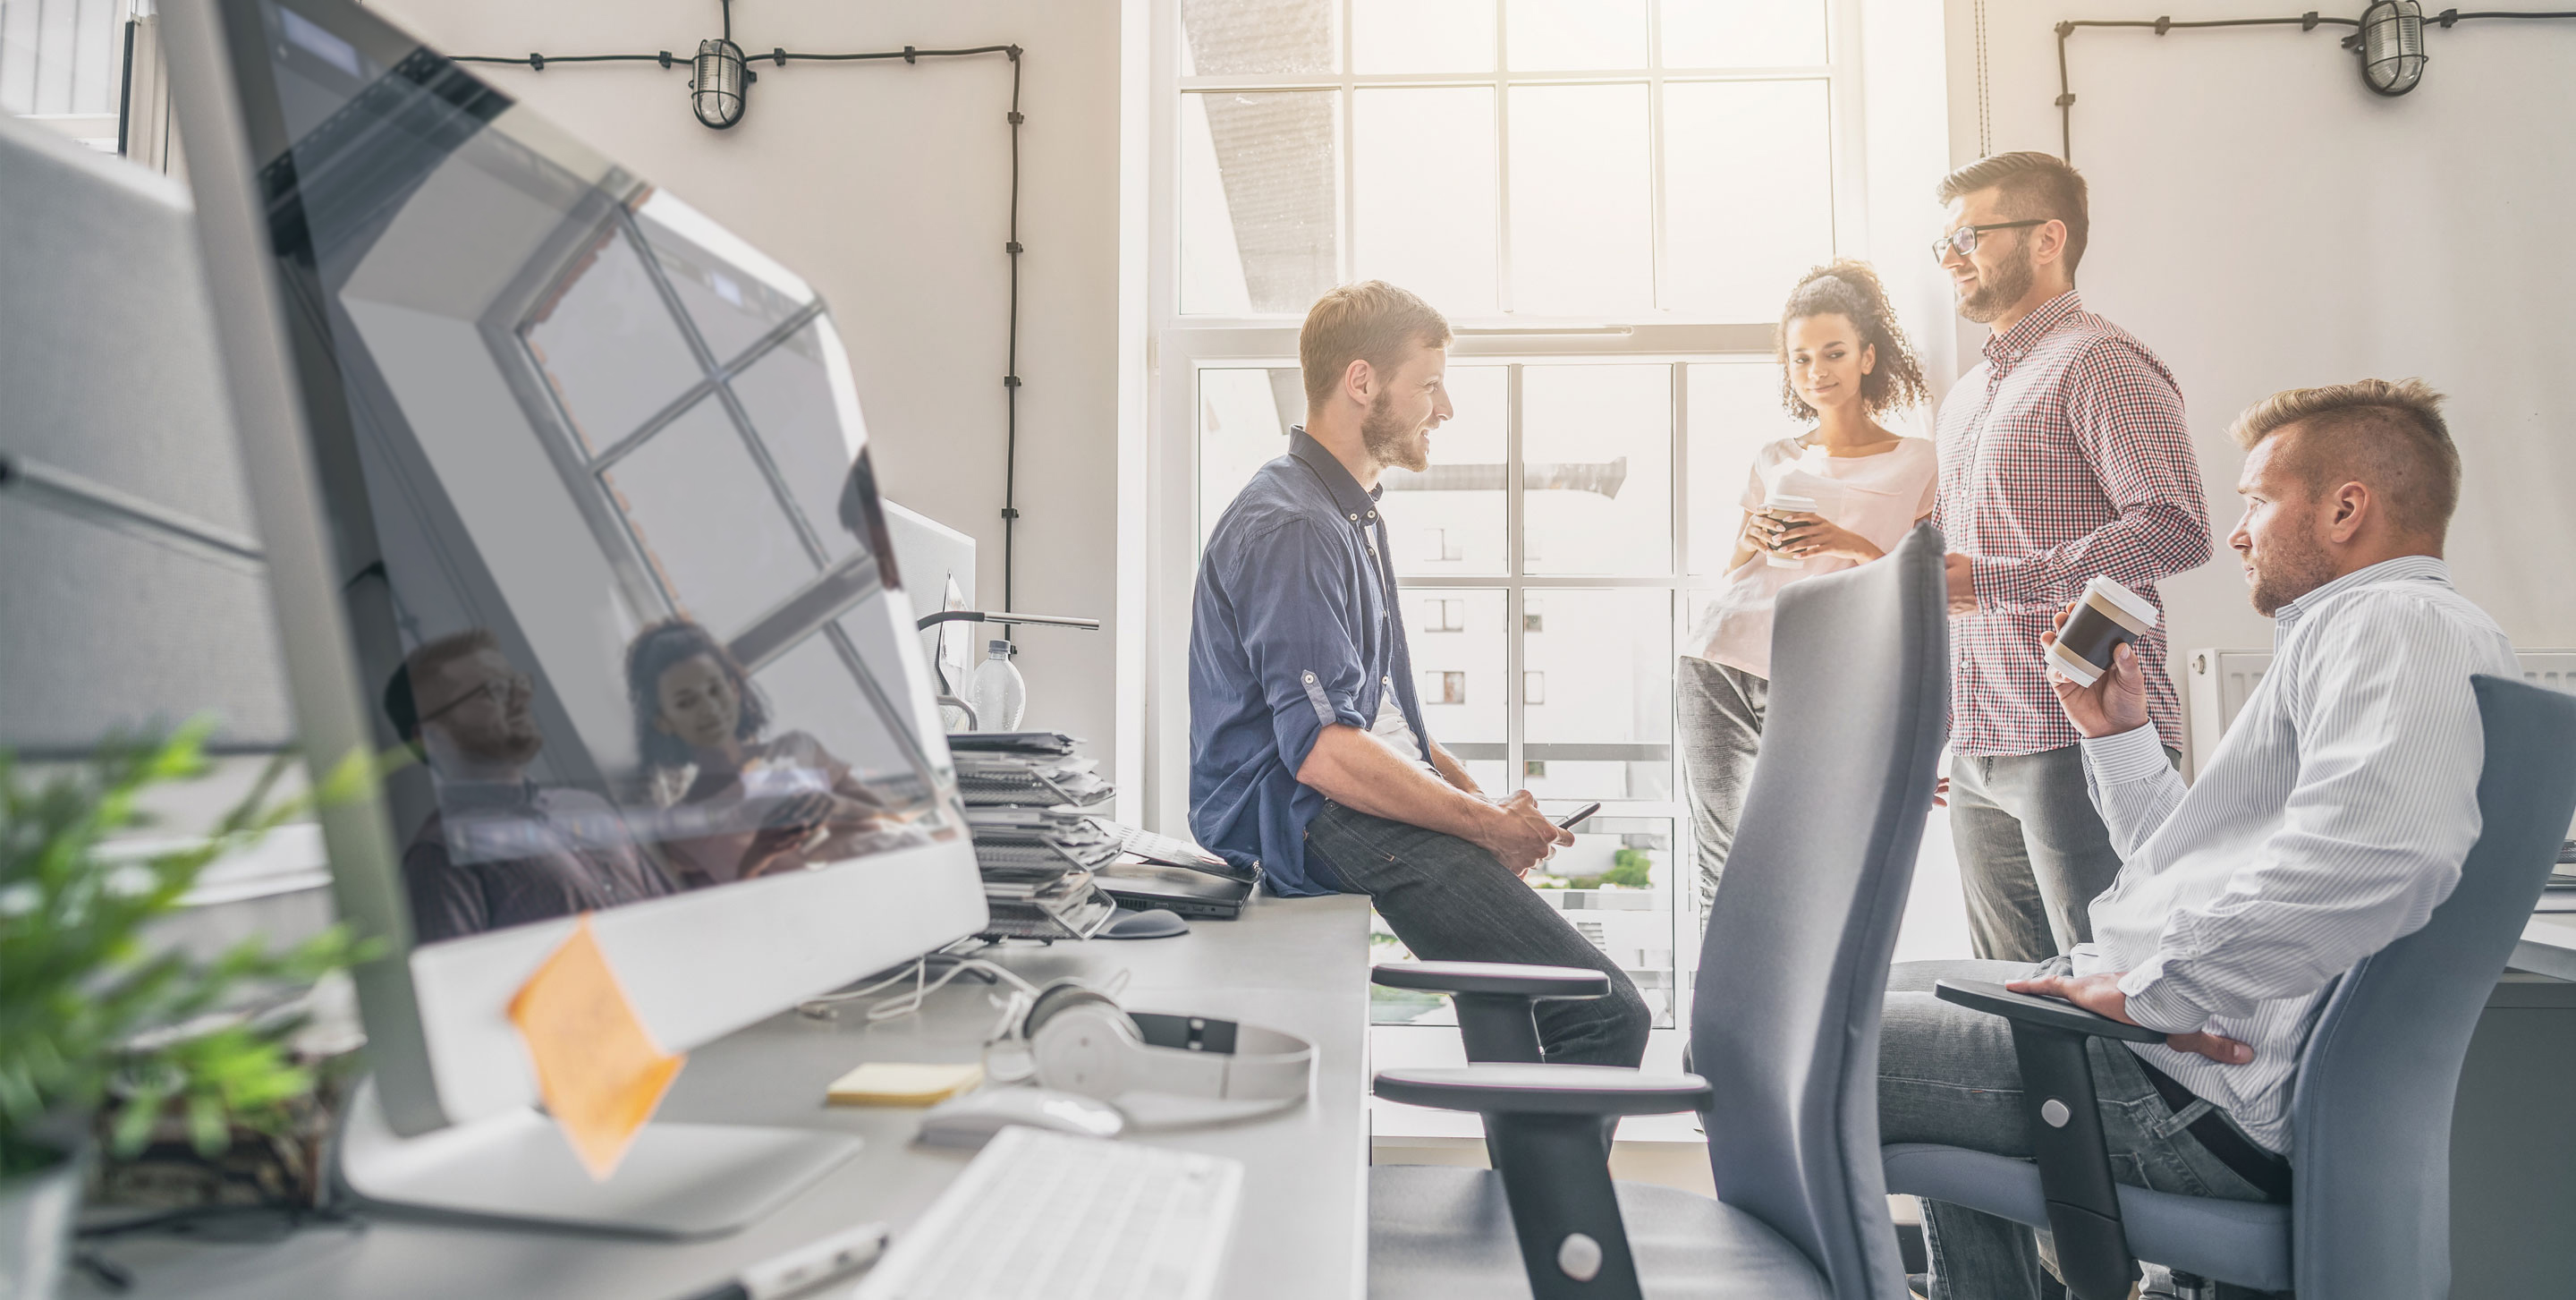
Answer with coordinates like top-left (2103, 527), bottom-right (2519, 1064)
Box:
top-left (1882, 1144), bottom-right (2291, 1294)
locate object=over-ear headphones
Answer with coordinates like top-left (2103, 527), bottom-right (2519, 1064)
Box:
top-left (1000, 979), bottom-right (1314, 1106)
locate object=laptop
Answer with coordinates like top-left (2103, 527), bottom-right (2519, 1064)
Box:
top-left (1093, 860), bottom-right (1257, 921)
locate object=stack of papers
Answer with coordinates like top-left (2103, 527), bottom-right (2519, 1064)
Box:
top-left (948, 733), bottom-right (1121, 939)
top-left (953, 752), bottom-right (1114, 809)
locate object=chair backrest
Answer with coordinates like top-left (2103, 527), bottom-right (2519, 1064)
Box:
top-left (1690, 522), bottom-right (1947, 1299)
top-left (2288, 675), bottom-right (2576, 1299)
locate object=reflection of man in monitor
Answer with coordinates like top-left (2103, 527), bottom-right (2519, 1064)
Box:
top-left (386, 630), bottom-right (676, 944)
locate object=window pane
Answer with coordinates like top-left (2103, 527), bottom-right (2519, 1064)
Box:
top-left (633, 192), bottom-right (818, 369)
top-left (1383, 365), bottom-right (1506, 576)
top-left (604, 396), bottom-right (816, 634)
top-left (1352, 0), bottom-right (1496, 73)
top-left (1505, 84), bottom-right (1653, 316)
top-left (1354, 88), bottom-right (1499, 318)
top-left (1685, 361), bottom-right (1798, 575)
top-left (523, 226), bottom-right (706, 452)
top-left (1181, 0), bottom-right (1339, 75)
top-left (1197, 367), bottom-right (1305, 550)
top-left (1662, 80), bottom-right (1835, 319)
top-left (1504, 0), bottom-right (1645, 71)
top-left (754, 633), bottom-right (925, 797)
top-left (1521, 589), bottom-right (1672, 800)
top-left (1661, 0), bottom-right (1828, 66)
top-left (1181, 91), bottom-right (1342, 316)
top-left (1521, 364), bottom-right (1672, 575)
top-left (729, 323), bottom-right (864, 562)
top-left (1530, 814), bottom-right (1675, 1023)
top-left (1401, 588), bottom-right (1505, 752)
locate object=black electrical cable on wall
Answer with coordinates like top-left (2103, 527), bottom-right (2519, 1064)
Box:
top-left (453, 10), bottom-right (1031, 612)
top-left (2051, 7), bottom-right (2576, 161)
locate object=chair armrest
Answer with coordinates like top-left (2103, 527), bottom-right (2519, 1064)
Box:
top-left (1371, 961), bottom-right (1611, 999)
top-left (1934, 979), bottom-right (2150, 1300)
top-left (1934, 978), bottom-right (2163, 1043)
top-left (1374, 1065), bottom-right (1708, 1117)
top-left (1377, 1065), bottom-right (1707, 1300)
top-left (1372, 963), bottom-right (1611, 1067)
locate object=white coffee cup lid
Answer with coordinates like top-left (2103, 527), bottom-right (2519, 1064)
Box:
top-left (2082, 574), bottom-right (2158, 628)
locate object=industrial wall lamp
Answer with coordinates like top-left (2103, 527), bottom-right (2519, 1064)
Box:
top-left (2047, 4), bottom-right (2576, 157)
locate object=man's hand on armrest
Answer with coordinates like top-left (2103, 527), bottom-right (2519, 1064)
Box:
top-left (2005, 970), bottom-right (2253, 1066)
top-left (1296, 725), bottom-right (1571, 875)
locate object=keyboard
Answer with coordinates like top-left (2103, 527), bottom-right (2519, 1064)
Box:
top-left (853, 1126), bottom-right (1244, 1300)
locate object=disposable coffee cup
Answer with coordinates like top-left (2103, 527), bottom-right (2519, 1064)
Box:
top-left (1761, 490), bottom-right (1818, 570)
top-left (2046, 575), bottom-right (2158, 686)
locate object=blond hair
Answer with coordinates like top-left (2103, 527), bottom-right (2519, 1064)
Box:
top-left (2230, 378), bottom-right (2461, 539)
top-left (1298, 281), bottom-right (1453, 412)
top-left (1936, 151), bottom-right (2091, 274)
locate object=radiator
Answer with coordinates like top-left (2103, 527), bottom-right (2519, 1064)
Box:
top-left (2183, 648), bottom-right (2576, 779)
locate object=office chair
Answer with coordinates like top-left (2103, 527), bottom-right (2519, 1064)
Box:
top-left (1883, 675), bottom-right (2576, 1300)
top-left (1368, 523), bottom-right (1948, 1300)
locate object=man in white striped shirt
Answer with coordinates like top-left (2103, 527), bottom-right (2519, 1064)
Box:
top-left (1882, 378), bottom-right (2517, 1300)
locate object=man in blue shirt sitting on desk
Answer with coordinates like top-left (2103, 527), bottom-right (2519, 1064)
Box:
top-left (1188, 281), bottom-right (1650, 1066)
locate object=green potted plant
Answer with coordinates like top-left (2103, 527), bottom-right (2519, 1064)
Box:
top-left (1, 722), bottom-right (373, 1298)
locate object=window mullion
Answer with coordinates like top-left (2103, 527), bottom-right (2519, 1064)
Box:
top-left (1504, 362), bottom-right (1526, 786)
top-left (1647, 0), bottom-right (1669, 312)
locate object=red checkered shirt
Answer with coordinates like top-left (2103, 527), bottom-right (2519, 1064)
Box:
top-left (1932, 291), bottom-right (2211, 756)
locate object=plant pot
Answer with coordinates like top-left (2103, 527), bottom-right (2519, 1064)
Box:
top-left (0, 1145), bottom-right (85, 1300)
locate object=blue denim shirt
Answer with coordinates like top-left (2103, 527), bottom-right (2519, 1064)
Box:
top-left (1188, 429), bottom-right (1429, 896)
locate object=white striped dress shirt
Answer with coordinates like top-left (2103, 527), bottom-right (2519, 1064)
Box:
top-left (2070, 556), bottom-right (2516, 1154)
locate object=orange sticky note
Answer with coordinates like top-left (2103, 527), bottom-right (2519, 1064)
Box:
top-left (506, 916), bottom-right (685, 1180)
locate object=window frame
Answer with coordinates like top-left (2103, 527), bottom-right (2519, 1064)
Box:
top-left (1146, 0), bottom-right (1876, 1032)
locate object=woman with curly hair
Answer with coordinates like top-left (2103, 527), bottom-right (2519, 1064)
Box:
top-left (622, 618), bottom-right (894, 887)
top-left (1680, 260), bottom-right (1934, 908)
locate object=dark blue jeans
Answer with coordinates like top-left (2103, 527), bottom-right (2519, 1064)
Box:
top-left (1306, 800), bottom-right (1651, 1067)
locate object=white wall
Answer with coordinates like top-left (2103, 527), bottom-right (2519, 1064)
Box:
top-left (1942, 1), bottom-right (2576, 746)
top-left (370, 0), bottom-right (1132, 781)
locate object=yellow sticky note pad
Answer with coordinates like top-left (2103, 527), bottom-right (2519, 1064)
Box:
top-left (826, 1061), bottom-right (986, 1106)
top-left (507, 916), bottom-right (685, 1179)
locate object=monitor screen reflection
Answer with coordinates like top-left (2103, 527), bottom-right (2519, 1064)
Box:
top-left (248, 13), bottom-right (961, 946)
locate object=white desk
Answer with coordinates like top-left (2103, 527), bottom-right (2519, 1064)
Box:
top-left (72, 894), bottom-right (1374, 1300)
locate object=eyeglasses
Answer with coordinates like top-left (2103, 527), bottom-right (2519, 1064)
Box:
top-left (419, 671), bottom-right (531, 725)
top-left (1929, 219), bottom-right (2046, 264)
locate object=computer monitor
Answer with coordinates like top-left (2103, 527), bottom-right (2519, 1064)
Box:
top-left (159, 0), bottom-right (987, 1236)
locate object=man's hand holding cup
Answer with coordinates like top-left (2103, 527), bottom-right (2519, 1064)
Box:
top-left (2041, 604), bottom-right (2151, 739)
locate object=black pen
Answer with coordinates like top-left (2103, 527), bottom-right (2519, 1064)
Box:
top-left (676, 1221), bottom-right (890, 1300)
top-left (1555, 802), bottom-right (1602, 830)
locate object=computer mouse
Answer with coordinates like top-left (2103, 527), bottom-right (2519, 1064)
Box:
top-left (917, 1087), bottom-right (1126, 1150)
top-left (1099, 906), bottom-right (1190, 939)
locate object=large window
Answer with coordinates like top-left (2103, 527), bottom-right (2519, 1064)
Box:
top-left (1156, 0), bottom-right (1864, 1029)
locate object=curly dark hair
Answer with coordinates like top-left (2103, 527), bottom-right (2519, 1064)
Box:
top-left (1775, 260), bottom-right (1929, 421)
top-left (623, 618), bottom-right (769, 770)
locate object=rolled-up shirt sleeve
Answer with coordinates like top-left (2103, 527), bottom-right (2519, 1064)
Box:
top-left (1228, 519), bottom-right (1371, 777)
top-left (2116, 599), bottom-right (2487, 1032)
top-left (1970, 341), bottom-right (2212, 612)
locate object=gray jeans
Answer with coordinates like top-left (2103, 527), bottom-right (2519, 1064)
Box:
top-left (1306, 801), bottom-right (1651, 1067)
top-left (1676, 656), bottom-right (1767, 910)
top-left (1881, 959), bottom-right (2282, 1300)
top-left (1949, 743), bottom-right (2173, 963)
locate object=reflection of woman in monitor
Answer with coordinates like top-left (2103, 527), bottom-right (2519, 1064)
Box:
top-left (623, 619), bottom-right (894, 886)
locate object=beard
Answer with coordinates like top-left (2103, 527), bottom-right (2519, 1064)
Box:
top-left (1360, 390), bottom-right (1429, 473)
top-left (2246, 528), bottom-right (2338, 616)
top-left (453, 713), bottom-right (545, 769)
top-left (1956, 241), bottom-right (2038, 324)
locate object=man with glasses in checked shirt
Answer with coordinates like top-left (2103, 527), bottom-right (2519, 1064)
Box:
top-left (1927, 152), bottom-right (2215, 964)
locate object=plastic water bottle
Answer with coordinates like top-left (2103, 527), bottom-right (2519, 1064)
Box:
top-left (970, 639), bottom-right (1027, 732)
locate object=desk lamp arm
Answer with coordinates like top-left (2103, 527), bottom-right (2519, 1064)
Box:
top-left (916, 610), bottom-right (1101, 633)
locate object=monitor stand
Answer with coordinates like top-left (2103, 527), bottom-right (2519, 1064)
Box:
top-left (334, 1078), bottom-right (860, 1238)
